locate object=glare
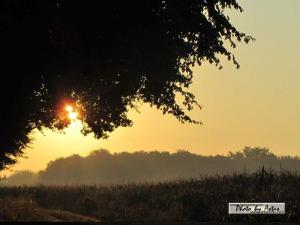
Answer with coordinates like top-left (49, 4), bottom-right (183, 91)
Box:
top-left (65, 105), bottom-right (73, 112)
top-left (65, 105), bottom-right (79, 121)
top-left (68, 112), bottom-right (78, 120)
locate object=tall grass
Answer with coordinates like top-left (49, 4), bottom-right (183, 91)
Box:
top-left (0, 169), bottom-right (299, 222)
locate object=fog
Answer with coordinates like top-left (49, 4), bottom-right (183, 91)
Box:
top-left (3, 147), bottom-right (300, 185)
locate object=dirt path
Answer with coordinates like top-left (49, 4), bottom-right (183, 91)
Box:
top-left (34, 208), bottom-right (101, 222)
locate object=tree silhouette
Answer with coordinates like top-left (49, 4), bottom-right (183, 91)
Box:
top-left (0, 0), bottom-right (253, 169)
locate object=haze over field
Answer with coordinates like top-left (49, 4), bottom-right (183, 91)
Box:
top-left (3, 147), bottom-right (300, 186)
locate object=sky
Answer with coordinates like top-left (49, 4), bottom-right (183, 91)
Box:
top-left (3, 0), bottom-right (300, 175)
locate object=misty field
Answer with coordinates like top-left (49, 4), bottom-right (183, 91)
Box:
top-left (0, 169), bottom-right (299, 223)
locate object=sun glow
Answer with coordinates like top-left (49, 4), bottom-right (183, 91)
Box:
top-left (69, 112), bottom-right (78, 120)
top-left (65, 105), bottom-right (73, 113)
top-left (65, 105), bottom-right (78, 121)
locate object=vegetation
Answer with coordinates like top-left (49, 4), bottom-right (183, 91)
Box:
top-left (0, 169), bottom-right (299, 222)
top-left (0, 0), bottom-right (253, 169)
top-left (4, 147), bottom-right (300, 185)
top-left (0, 197), bottom-right (100, 222)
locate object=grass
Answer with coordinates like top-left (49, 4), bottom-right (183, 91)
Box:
top-left (0, 197), bottom-right (100, 222)
top-left (0, 169), bottom-right (299, 222)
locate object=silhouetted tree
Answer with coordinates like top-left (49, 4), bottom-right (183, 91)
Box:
top-left (0, 0), bottom-right (253, 169)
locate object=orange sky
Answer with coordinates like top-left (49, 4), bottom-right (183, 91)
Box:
top-left (2, 0), bottom-right (300, 175)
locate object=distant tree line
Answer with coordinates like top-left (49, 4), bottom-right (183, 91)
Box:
top-left (2, 147), bottom-right (300, 185)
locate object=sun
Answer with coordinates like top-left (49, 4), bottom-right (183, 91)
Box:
top-left (68, 111), bottom-right (78, 120)
top-left (65, 105), bottom-right (78, 121)
top-left (65, 105), bottom-right (73, 113)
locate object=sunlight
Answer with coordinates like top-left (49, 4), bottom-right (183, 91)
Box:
top-left (68, 111), bottom-right (78, 120)
top-left (65, 105), bottom-right (79, 122)
top-left (65, 105), bottom-right (73, 113)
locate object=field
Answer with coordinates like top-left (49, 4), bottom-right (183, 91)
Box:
top-left (0, 169), bottom-right (299, 223)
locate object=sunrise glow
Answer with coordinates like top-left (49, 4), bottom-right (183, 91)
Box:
top-left (65, 105), bottom-right (73, 113)
top-left (65, 105), bottom-right (78, 121)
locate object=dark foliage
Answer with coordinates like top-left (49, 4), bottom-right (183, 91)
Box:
top-left (0, 0), bottom-right (253, 169)
top-left (0, 169), bottom-right (299, 222)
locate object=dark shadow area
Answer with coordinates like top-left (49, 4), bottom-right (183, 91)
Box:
top-left (0, 168), bottom-right (299, 223)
